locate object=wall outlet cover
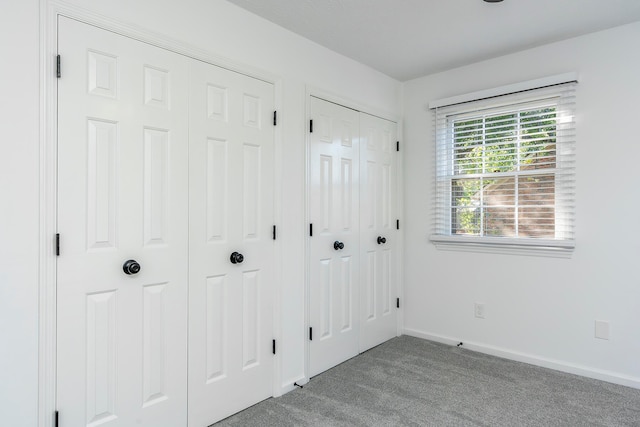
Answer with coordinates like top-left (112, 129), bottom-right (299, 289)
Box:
top-left (595, 320), bottom-right (610, 340)
top-left (474, 303), bottom-right (485, 319)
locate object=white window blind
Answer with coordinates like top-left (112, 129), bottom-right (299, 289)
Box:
top-left (431, 81), bottom-right (576, 251)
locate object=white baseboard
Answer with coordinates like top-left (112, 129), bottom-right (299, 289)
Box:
top-left (403, 328), bottom-right (640, 390)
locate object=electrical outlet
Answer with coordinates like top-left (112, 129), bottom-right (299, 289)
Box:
top-left (474, 303), bottom-right (485, 319)
top-left (595, 320), bottom-right (610, 340)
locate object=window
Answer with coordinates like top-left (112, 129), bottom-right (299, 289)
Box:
top-left (431, 80), bottom-right (576, 253)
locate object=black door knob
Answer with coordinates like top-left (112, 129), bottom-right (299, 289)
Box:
top-left (230, 252), bottom-right (244, 264)
top-left (123, 259), bottom-right (141, 275)
top-left (333, 241), bottom-right (344, 250)
top-left (377, 236), bottom-right (387, 244)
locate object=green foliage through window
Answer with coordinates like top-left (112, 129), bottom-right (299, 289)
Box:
top-left (450, 106), bottom-right (557, 238)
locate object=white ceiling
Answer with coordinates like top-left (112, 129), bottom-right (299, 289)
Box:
top-left (225, 0), bottom-right (640, 81)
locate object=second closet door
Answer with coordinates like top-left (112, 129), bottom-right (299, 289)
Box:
top-left (188, 60), bottom-right (276, 426)
top-left (308, 98), bottom-right (398, 378)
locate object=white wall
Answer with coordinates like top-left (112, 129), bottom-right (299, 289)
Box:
top-left (0, 1), bottom-right (400, 424)
top-left (0, 0), bottom-right (40, 426)
top-left (403, 22), bottom-right (640, 386)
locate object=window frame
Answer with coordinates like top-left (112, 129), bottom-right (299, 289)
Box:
top-left (430, 77), bottom-right (577, 257)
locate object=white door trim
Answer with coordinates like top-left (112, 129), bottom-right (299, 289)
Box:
top-left (303, 86), bottom-right (403, 383)
top-left (38, 2), bottom-right (284, 425)
top-left (305, 85), bottom-right (401, 124)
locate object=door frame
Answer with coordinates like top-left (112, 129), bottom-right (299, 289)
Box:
top-left (38, 2), bottom-right (284, 425)
top-left (303, 86), bottom-right (404, 383)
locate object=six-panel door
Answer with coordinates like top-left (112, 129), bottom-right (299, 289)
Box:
top-left (57, 17), bottom-right (189, 427)
top-left (187, 60), bottom-right (275, 426)
top-left (359, 113), bottom-right (399, 352)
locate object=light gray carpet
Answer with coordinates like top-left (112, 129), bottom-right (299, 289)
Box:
top-left (214, 336), bottom-right (640, 426)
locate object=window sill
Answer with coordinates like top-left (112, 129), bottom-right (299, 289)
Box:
top-left (430, 235), bottom-right (575, 258)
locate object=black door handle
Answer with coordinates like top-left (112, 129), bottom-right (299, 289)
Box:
top-left (230, 252), bottom-right (244, 264)
top-left (123, 259), bottom-right (141, 275)
top-left (377, 236), bottom-right (387, 245)
top-left (333, 241), bottom-right (344, 250)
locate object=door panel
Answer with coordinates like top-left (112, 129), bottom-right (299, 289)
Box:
top-left (359, 112), bottom-right (398, 352)
top-left (188, 59), bottom-right (275, 427)
top-left (309, 97), bottom-right (360, 377)
top-left (57, 17), bottom-right (189, 427)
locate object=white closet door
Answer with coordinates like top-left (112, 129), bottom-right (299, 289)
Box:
top-left (57, 17), bottom-right (189, 427)
top-left (188, 59), bottom-right (275, 426)
top-left (359, 113), bottom-right (399, 352)
top-left (308, 97), bottom-right (360, 377)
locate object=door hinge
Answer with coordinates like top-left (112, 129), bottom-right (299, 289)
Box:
top-left (310, 119), bottom-right (313, 133)
top-left (54, 410), bottom-right (59, 427)
top-left (273, 111), bottom-right (277, 126)
top-left (397, 298), bottom-right (400, 309)
top-left (272, 339), bottom-right (276, 355)
top-left (309, 223), bottom-right (313, 237)
top-left (396, 141), bottom-right (400, 152)
top-left (56, 55), bottom-right (61, 78)
top-left (309, 327), bottom-right (313, 341)
top-left (273, 225), bottom-right (277, 240)
top-left (55, 233), bottom-right (60, 256)
top-left (396, 219), bottom-right (400, 230)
